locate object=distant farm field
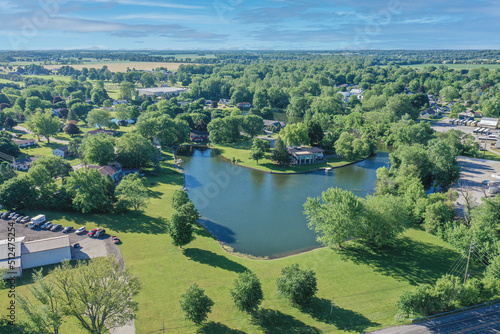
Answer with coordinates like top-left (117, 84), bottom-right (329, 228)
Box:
top-left (43, 62), bottom-right (196, 72)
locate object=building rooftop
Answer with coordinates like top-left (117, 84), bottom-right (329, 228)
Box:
top-left (137, 87), bottom-right (188, 96)
top-left (21, 235), bottom-right (70, 255)
top-left (288, 146), bottom-right (324, 156)
top-left (0, 237), bottom-right (25, 261)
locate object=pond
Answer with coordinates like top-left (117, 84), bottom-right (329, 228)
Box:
top-left (179, 147), bottom-right (391, 258)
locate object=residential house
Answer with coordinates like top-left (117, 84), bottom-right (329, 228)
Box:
top-left (12, 138), bottom-right (37, 148)
top-left (219, 99), bottom-right (231, 106)
top-left (53, 146), bottom-right (70, 158)
top-left (287, 146), bottom-right (324, 165)
top-left (12, 157), bottom-right (38, 171)
top-left (113, 100), bottom-right (128, 106)
top-left (263, 120), bottom-right (286, 132)
top-left (428, 95), bottom-right (437, 106)
top-left (420, 107), bottom-right (436, 118)
top-left (190, 130), bottom-right (209, 142)
top-left (237, 102), bottom-right (252, 110)
top-left (88, 165), bottom-right (122, 182)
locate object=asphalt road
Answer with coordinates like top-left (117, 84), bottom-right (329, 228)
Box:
top-left (370, 302), bottom-right (500, 334)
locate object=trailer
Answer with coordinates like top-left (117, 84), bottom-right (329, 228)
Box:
top-left (31, 214), bottom-right (46, 225)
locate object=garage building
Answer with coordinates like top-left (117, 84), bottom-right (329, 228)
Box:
top-left (0, 236), bottom-right (71, 278)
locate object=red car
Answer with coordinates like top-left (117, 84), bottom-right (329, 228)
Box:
top-left (112, 236), bottom-right (120, 244)
top-left (87, 228), bottom-right (101, 237)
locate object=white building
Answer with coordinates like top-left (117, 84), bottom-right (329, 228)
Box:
top-left (478, 117), bottom-right (499, 129)
top-left (0, 236), bottom-right (72, 278)
top-left (53, 146), bottom-right (69, 158)
top-left (136, 87), bottom-right (188, 98)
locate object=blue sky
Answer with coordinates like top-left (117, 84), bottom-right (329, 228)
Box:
top-left (0, 0), bottom-right (498, 50)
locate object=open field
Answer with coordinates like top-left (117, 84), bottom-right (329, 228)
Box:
top-left (42, 62), bottom-right (195, 72)
top-left (400, 63), bottom-right (500, 70)
top-left (22, 75), bottom-right (73, 82)
top-left (0, 151), bottom-right (467, 334)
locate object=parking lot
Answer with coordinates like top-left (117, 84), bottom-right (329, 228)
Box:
top-left (0, 216), bottom-right (122, 265)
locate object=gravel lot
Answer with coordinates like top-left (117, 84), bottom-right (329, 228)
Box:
top-left (0, 216), bottom-right (122, 265)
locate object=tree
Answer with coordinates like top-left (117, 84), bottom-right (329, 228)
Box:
top-left (279, 123), bottom-right (309, 146)
top-left (86, 109), bottom-right (111, 129)
top-left (119, 82), bottom-right (136, 100)
top-left (179, 284), bottom-right (214, 325)
top-left (0, 163), bottom-right (16, 185)
top-left (116, 133), bottom-right (157, 168)
top-left (440, 86), bottom-right (460, 102)
top-left (136, 113), bottom-right (190, 148)
top-left (167, 211), bottom-right (194, 248)
top-left (67, 109), bottom-right (78, 121)
top-left (3, 116), bottom-right (17, 129)
top-left (242, 115), bottom-right (264, 138)
top-left (276, 264), bottom-right (317, 305)
top-left (18, 269), bottom-right (64, 334)
top-left (79, 133), bottom-right (115, 166)
top-left (306, 120), bottom-right (324, 146)
top-left (450, 103), bottom-right (466, 118)
top-left (63, 122), bottom-right (80, 136)
top-left (230, 271), bottom-right (264, 314)
top-left (304, 187), bottom-right (365, 247)
top-left (250, 138), bottom-right (266, 164)
top-left (207, 116), bottom-right (242, 144)
top-left (116, 173), bottom-right (149, 212)
top-left (26, 111), bottom-right (61, 143)
top-left (0, 176), bottom-right (37, 210)
top-left (31, 156), bottom-right (72, 179)
top-left (140, 72), bottom-right (155, 88)
top-left (334, 132), bottom-right (373, 161)
top-left (64, 168), bottom-right (115, 213)
top-left (271, 137), bottom-right (291, 167)
top-left (172, 190), bottom-right (190, 209)
top-left (51, 256), bottom-right (140, 334)
top-left (0, 137), bottom-right (21, 157)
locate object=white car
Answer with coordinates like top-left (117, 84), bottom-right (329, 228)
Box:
top-left (75, 226), bottom-right (86, 235)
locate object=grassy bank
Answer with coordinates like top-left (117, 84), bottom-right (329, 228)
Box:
top-left (211, 140), bottom-right (361, 173)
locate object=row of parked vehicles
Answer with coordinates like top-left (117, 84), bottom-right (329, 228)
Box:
top-left (2, 211), bottom-right (119, 243)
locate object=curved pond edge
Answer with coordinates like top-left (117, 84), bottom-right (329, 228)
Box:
top-left (172, 145), bottom-right (377, 261)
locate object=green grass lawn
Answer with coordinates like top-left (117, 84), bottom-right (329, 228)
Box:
top-left (0, 151), bottom-right (466, 334)
top-left (22, 75), bottom-right (73, 82)
top-left (212, 140), bottom-right (359, 173)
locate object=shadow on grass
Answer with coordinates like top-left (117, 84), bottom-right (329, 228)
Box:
top-left (300, 297), bottom-right (379, 333)
top-left (251, 308), bottom-right (321, 334)
top-left (182, 248), bottom-right (248, 273)
top-left (339, 237), bottom-right (459, 286)
top-left (197, 322), bottom-right (246, 334)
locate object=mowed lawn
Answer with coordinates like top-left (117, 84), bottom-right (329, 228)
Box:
top-left (212, 140), bottom-right (360, 173)
top-left (0, 155), bottom-right (462, 333)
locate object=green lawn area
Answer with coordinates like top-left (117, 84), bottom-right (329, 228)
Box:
top-left (0, 78), bottom-right (16, 84)
top-left (0, 150), bottom-right (467, 334)
top-left (212, 140), bottom-right (359, 173)
top-left (22, 75), bottom-right (72, 82)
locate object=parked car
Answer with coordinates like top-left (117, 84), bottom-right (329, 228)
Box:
top-left (21, 216), bottom-right (31, 223)
top-left (43, 222), bottom-right (53, 230)
top-left (112, 236), bottom-right (120, 244)
top-left (8, 212), bottom-right (17, 219)
top-left (15, 215), bottom-right (25, 223)
top-left (51, 224), bottom-right (62, 231)
top-left (11, 214), bottom-right (19, 220)
top-left (95, 229), bottom-right (106, 238)
top-left (40, 222), bottom-right (49, 229)
top-left (76, 226), bottom-right (86, 234)
top-left (87, 228), bottom-right (101, 237)
top-left (62, 226), bottom-right (73, 233)
top-left (1, 212), bottom-right (10, 219)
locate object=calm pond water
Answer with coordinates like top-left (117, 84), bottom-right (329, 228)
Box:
top-left (179, 147), bottom-right (391, 258)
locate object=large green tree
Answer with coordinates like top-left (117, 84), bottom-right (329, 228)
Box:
top-left (230, 271), bottom-right (264, 314)
top-left (116, 173), bottom-right (149, 212)
top-left (270, 137), bottom-right (291, 167)
top-left (242, 115), bottom-right (264, 138)
top-left (86, 109), bottom-right (111, 129)
top-left (51, 257), bottom-right (141, 334)
top-left (116, 133), bottom-right (157, 168)
top-left (179, 284), bottom-right (214, 325)
top-left (26, 111), bottom-right (61, 143)
top-left (31, 155), bottom-right (72, 179)
top-left (79, 133), bottom-right (115, 166)
top-left (279, 123), bottom-right (309, 146)
top-left (276, 264), bottom-right (318, 305)
top-left (64, 168), bottom-right (115, 213)
top-left (0, 176), bottom-right (37, 210)
top-left (167, 211), bottom-right (195, 248)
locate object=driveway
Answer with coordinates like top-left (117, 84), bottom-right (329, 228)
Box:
top-left (14, 125), bottom-right (69, 145)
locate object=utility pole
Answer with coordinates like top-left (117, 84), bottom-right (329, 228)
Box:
top-left (464, 238), bottom-right (474, 284)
